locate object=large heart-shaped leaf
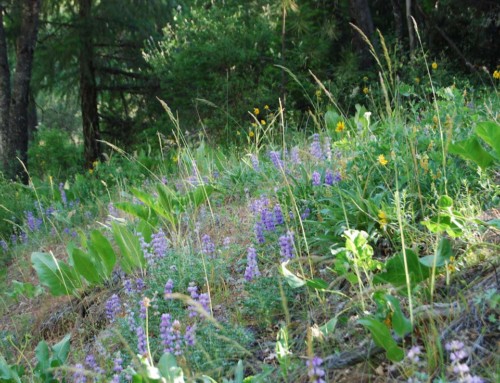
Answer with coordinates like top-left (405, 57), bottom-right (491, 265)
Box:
top-left (373, 249), bottom-right (430, 289)
top-left (89, 230), bottom-right (116, 277)
top-left (475, 121), bottom-right (500, 158)
top-left (71, 248), bottom-right (102, 284)
top-left (358, 317), bottom-right (404, 362)
top-left (31, 252), bottom-right (82, 296)
top-left (448, 136), bottom-right (495, 169)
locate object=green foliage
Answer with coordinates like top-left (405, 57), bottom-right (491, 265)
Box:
top-left (358, 317), bottom-right (404, 362)
top-left (31, 252), bottom-right (82, 296)
top-left (27, 127), bottom-right (83, 180)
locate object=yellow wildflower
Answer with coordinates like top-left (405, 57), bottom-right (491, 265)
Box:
top-left (261, 120), bottom-right (266, 125)
top-left (89, 168), bottom-right (94, 174)
top-left (315, 89), bottom-right (322, 98)
top-left (415, 77), bottom-right (420, 84)
top-left (237, 131), bottom-right (241, 136)
top-left (92, 160), bottom-right (99, 168)
top-left (363, 76), bottom-right (368, 82)
top-left (264, 105), bottom-right (270, 110)
top-left (431, 62), bottom-right (438, 70)
top-left (493, 70), bottom-right (500, 80)
top-left (173, 155), bottom-right (178, 163)
top-left (336, 121), bottom-right (345, 133)
top-left (249, 131), bottom-right (255, 138)
top-left (378, 154), bottom-right (388, 166)
top-left (378, 210), bottom-right (388, 227)
top-left (251, 122), bottom-right (257, 127)
top-left (363, 87), bottom-right (369, 95)
top-left (253, 107), bottom-right (260, 115)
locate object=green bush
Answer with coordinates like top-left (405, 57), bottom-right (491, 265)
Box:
top-left (28, 126), bottom-right (83, 180)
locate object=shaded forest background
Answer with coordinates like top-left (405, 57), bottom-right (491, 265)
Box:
top-left (0, 0), bottom-right (498, 182)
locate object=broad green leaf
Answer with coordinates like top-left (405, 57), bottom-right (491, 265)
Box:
top-left (187, 185), bottom-right (215, 210)
top-left (31, 252), bottom-right (82, 296)
top-left (448, 136), bottom-right (495, 169)
top-left (280, 262), bottom-right (305, 288)
top-left (35, 340), bottom-right (50, 374)
top-left (305, 278), bottom-right (328, 290)
top-left (51, 334), bottom-right (71, 364)
top-left (319, 317), bottom-right (338, 337)
top-left (373, 250), bottom-right (430, 289)
top-left (112, 223), bottom-right (145, 274)
top-left (383, 295), bottom-right (412, 337)
top-left (358, 317), bottom-right (404, 362)
top-left (155, 185), bottom-right (179, 225)
top-left (325, 110), bottom-right (340, 131)
top-left (437, 195), bottom-right (453, 209)
top-left (71, 248), bottom-right (102, 284)
top-left (234, 360), bottom-right (244, 383)
top-left (115, 201), bottom-right (157, 224)
top-left (89, 230), bottom-right (116, 277)
top-left (475, 121), bottom-right (500, 158)
top-left (157, 353), bottom-right (184, 382)
top-left (419, 237), bottom-right (453, 268)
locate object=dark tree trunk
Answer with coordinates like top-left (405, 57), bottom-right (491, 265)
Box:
top-left (406, 0), bottom-right (415, 57)
top-left (0, 6), bottom-right (11, 173)
top-left (7, 0), bottom-right (41, 182)
top-left (390, 0), bottom-right (404, 49)
top-left (79, 0), bottom-right (101, 168)
top-left (349, 0), bottom-right (375, 68)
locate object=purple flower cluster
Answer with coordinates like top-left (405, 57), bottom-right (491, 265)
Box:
top-left (160, 314), bottom-right (192, 355)
top-left (136, 326), bottom-right (147, 355)
top-left (201, 234), bottom-right (216, 257)
top-left (187, 282), bottom-right (199, 318)
top-left (312, 171), bottom-right (321, 186)
top-left (269, 151), bottom-right (284, 171)
top-left (250, 154), bottom-right (260, 171)
top-left (151, 229), bottom-right (169, 258)
top-left (323, 137), bottom-right (332, 161)
top-left (306, 356), bottom-right (326, 383)
top-left (105, 294), bottom-right (122, 323)
top-left (111, 357), bottom-right (123, 383)
top-left (325, 169), bottom-right (341, 185)
top-left (164, 279), bottom-right (174, 298)
top-left (25, 211), bottom-right (43, 232)
top-left (137, 232), bottom-right (155, 266)
top-left (244, 247), bottom-right (261, 281)
top-left (310, 134), bottom-right (323, 160)
top-left (59, 183), bottom-right (67, 206)
top-left (72, 363), bottom-right (86, 383)
top-left (279, 232), bottom-right (295, 261)
top-left (198, 293), bottom-right (210, 314)
top-left (254, 221), bottom-right (265, 244)
top-left (261, 208), bottom-right (276, 232)
top-left (0, 240), bottom-right (7, 252)
top-left (444, 340), bottom-right (482, 382)
top-left (274, 204), bottom-right (284, 225)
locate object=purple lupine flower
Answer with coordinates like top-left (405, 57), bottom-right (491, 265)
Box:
top-left (244, 247), bottom-right (261, 282)
top-left (254, 221), bottom-right (265, 244)
top-left (151, 229), bottom-right (168, 258)
top-left (325, 170), bottom-right (334, 186)
top-left (113, 357), bottom-right (123, 373)
top-left (123, 279), bottom-right (135, 295)
top-left (137, 233), bottom-right (154, 266)
top-left (59, 183), bottom-right (67, 206)
top-left (261, 208), bottom-right (276, 232)
top-left (407, 346), bottom-right (421, 363)
top-left (279, 232), bottom-right (295, 261)
top-left (161, 176), bottom-right (168, 184)
top-left (136, 326), bottom-right (147, 355)
top-left (198, 293), bottom-right (210, 314)
top-left (164, 279), bottom-right (174, 299)
top-left (105, 294), bottom-right (122, 322)
top-left (250, 154), bottom-right (260, 172)
top-left (312, 171), bottom-right (321, 186)
top-left (223, 237), bottom-right (231, 248)
top-left (323, 136), bottom-right (332, 161)
top-left (25, 211), bottom-right (42, 232)
top-left (290, 146), bottom-right (301, 164)
top-left (0, 240), bottom-right (7, 252)
top-left (20, 231), bottom-right (28, 244)
top-left (301, 207), bottom-right (311, 220)
top-left (445, 340), bottom-right (465, 352)
top-left (274, 204), bottom-right (284, 225)
top-left (450, 349), bottom-right (468, 362)
top-left (184, 324), bottom-right (196, 346)
top-left (453, 363), bottom-right (470, 374)
top-left (171, 320), bottom-right (183, 356)
top-left (201, 234), bottom-right (215, 257)
top-left (306, 356), bottom-right (326, 383)
top-left (249, 196), bottom-right (269, 214)
top-left (310, 134), bottom-right (323, 160)
top-left (160, 313), bottom-right (174, 353)
top-left (72, 363), bottom-right (87, 383)
top-left (10, 234), bottom-right (17, 244)
top-left (108, 203), bottom-right (118, 218)
top-left (187, 282), bottom-right (199, 318)
top-left (269, 151), bottom-right (284, 171)
top-left (85, 354), bottom-right (97, 369)
top-left (135, 278), bottom-right (145, 292)
top-left (125, 306), bottom-right (136, 330)
top-left (467, 377), bottom-right (484, 383)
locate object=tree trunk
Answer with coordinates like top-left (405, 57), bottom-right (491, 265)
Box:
top-left (349, 0), bottom-right (375, 68)
top-left (79, 0), bottom-right (101, 169)
top-left (0, 6), bottom-right (11, 173)
top-left (390, 0), bottom-right (404, 49)
top-left (406, 0), bottom-right (415, 57)
top-left (7, 0), bottom-right (41, 182)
